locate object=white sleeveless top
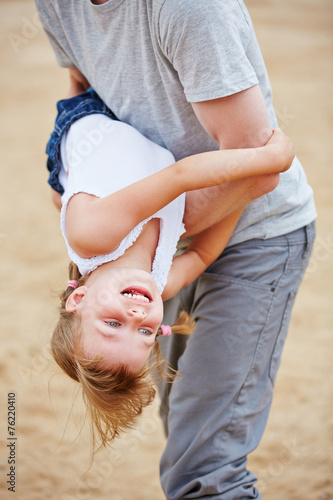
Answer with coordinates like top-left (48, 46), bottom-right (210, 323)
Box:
top-left (59, 114), bottom-right (186, 293)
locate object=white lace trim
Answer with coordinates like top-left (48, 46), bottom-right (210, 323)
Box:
top-left (151, 215), bottom-right (185, 293)
top-left (60, 190), bottom-right (185, 293)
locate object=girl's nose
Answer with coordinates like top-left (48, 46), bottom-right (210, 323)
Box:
top-left (127, 308), bottom-right (147, 320)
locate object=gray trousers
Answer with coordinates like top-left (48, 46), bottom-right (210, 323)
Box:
top-left (158, 222), bottom-right (316, 500)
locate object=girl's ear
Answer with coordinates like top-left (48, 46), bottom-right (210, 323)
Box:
top-left (66, 286), bottom-right (88, 312)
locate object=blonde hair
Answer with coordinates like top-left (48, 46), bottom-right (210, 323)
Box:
top-left (51, 262), bottom-right (195, 451)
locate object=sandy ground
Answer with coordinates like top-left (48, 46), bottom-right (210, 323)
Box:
top-left (0, 1), bottom-right (332, 499)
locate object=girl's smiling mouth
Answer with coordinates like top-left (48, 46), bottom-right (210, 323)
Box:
top-left (121, 287), bottom-right (153, 303)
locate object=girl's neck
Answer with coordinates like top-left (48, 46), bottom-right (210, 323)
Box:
top-left (93, 218), bottom-right (160, 275)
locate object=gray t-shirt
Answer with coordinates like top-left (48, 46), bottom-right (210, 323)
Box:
top-left (36, 0), bottom-right (316, 245)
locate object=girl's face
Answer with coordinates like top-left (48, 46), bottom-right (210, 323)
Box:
top-left (67, 268), bottom-right (164, 373)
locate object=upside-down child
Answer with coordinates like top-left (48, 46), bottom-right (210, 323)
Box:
top-left (47, 89), bottom-right (294, 449)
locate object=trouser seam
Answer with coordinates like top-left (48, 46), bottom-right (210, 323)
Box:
top-left (220, 244), bottom-right (292, 442)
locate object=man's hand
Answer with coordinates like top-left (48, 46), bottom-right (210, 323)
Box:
top-left (68, 68), bottom-right (90, 98)
top-left (51, 189), bottom-right (62, 211)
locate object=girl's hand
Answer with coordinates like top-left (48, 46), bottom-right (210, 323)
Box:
top-left (266, 128), bottom-right (295, 173)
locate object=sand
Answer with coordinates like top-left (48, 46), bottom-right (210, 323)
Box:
top-left (0, 0), bottom-right (332, 499)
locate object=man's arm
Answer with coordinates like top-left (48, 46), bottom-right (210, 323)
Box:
top-left (183, 84), bottom-right (279, 236)
top-left (162, 86), bottom-right (277, 299)
top-left (66, 129), bottom-right (292, 258)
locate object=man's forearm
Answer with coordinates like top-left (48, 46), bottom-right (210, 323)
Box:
top-left (183, 173), bottom-right (279, 236)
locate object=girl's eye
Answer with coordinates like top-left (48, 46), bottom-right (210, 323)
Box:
top-left (106, 321), bottom-right (120, 328)
top-left (139, 328), bottom-right (152, 336)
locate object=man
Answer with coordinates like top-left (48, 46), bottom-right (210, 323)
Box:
top-left (36, 1), bottom-right (316, 497)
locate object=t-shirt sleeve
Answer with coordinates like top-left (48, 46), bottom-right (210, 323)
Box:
top-left (158, 0), bottom-right (259, 102)
top-left (35, 0), bottom-right (76, 68)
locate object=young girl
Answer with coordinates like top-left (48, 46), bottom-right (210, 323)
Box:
top-left (47, 88), bottom-right (293, 449)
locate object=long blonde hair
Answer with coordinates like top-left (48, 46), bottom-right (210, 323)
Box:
top-left (51, 262), bottom-right (195, 451)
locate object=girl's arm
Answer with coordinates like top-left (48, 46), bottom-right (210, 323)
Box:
top-left (162, 209), bottom-right (242, 301)
top-left (66, 129), bottom-right (293, 258)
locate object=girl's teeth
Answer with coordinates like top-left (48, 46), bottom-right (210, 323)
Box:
top-left (123, 292), bottom-right (150, 302)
